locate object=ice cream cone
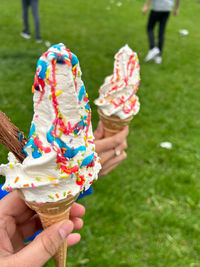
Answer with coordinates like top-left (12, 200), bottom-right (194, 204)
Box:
top-left (98, 108), bottom-right (133, 137)
top-left (18, 190), bottom-right (79, 267)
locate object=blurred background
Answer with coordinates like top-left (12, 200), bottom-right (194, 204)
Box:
top-left (0, 0), bottom-right (200, 266)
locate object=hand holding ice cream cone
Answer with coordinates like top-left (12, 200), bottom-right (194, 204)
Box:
top-left (0, 191), bottom-right (85, 267)
top-left (94, 121), bottom-right (129, 176)
top-left (0, 43), bottom-right (101, 266)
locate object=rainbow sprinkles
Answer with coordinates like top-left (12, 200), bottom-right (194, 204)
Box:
top-left (0, 43), bottom-right (101, 203)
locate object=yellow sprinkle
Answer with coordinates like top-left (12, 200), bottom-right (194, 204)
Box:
top-left (55, 90), bottom-right (63, 97)
top-left (84, 136), bottom-right (88, 147)
top-left (72, 64), bottom-right (77, 70)
top-left (49, 177), bottom-right (56, 182)
top-left (10, 164), bottom-right (13, 169)
top-left (60, 174), bottom-right (70, 178)
top-left (46, 67), bottom-right (50, 79)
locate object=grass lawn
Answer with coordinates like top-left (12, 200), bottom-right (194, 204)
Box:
top-left (0, 0), bottom-right (200, 266)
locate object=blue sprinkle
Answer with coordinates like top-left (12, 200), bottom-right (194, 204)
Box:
top-left (50, 44), bottom-right (63, 51)
top-left (71, 53), bottom-right (79, 67)
top-left (28, 123), bottom-right (36, 139)
top-left (85, 102), bottom-right (90, 112)
top-left (78, 85), bottom-right (86, 102)
top-left (37, 59), bottom-right (48, 79)
top-left (80, 153), bottom-right (94, 167)
top-left (47, 127), bottom-right (86, 159)
top-left (18, 132), bottom-right (23, 142)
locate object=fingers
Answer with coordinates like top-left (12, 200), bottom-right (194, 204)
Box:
top-left (18, 214), bottom-right (42, 240)
top-left (0, 191), bottom-right (30, 218)
top-left (69, 203), bottom-right (84, 231)
top-left (99, 162), bottom-right (119, 177)
top-left (12, 220), bottom-right (74, 267)
top-left (93, 121), bottom-right (104, 140)
top-left (95, 126), bottom-right (129, 154)
top-left (0, 228), bottom-right (13, 255)
top-left (70, 217), bottom-right (83, 231)
top-left (100, 151), bottom-right (127, 176)
top-left (100, 140), bottom-right (127, 165)
top-left (67, 233), bottom-right (81, 247)
top-left (16, 208), bottom-right (36, 224)
top-left (69, 202), bottom-right (85, 218)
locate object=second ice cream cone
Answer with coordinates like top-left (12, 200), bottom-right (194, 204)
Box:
top-left (18, 190), bottom-right (79, 267)
top-left (98, 108), bottom-right (133, 137)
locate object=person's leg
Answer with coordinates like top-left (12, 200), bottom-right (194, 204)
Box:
top-left (145, 10), bottom-right (160, 62)
top-left (30, 0), bottom-right (41, 40)
top-left (147, 10), bottom-right (157, 49)
top-left (158, 12), bottom-right (170, 55)
top-left (21, 0), bottom-right (30, 34)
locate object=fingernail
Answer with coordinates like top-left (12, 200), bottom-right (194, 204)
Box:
top-left (59, 221), bottom-right (73, 240)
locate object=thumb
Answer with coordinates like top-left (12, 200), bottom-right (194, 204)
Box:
top-left (12, 220), bottom-right (74, 267)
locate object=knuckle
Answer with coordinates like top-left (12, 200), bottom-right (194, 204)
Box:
top-left (38, 234), bottom-right (58, 257)
top-left (122, 140), bottom-right (128, 150)
top-left (122, 151), bottom-right (127, 159)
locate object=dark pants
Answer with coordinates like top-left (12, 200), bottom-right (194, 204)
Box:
top-left (22, 0), bottom-right (41, 39)
top-left (147, 10), bottom-right (170, 54)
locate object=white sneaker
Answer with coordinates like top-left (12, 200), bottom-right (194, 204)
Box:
top-left (20, 32), bottom-right (31, 39)
top-left (36, 38), bottom-right (42, 43)
top-left (145, 47), bottom-right (160, 62)
top-left (154, 55), bottom-right (162, 64)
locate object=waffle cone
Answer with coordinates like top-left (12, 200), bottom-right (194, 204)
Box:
top-left (98, 108), bottom-right (133, 137)
top-left (18, 190), bottom-right (79, 267)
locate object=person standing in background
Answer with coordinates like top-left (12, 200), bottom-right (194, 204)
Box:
top-left (20, 0), bottom-right (42, 43)
top-left (142, 0), bottom-right (180, 64)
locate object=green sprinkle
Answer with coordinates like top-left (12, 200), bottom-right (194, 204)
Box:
top-left (35, 177), bottom-right (41, 182)
top-left (48, 195), bottom-right (54, 199)
top-left (63, 192), bottom-right (66, 197)
top-left (59, 131), bottom-right (63, 138)
top-left (49, 94), bottom-right (52, 100)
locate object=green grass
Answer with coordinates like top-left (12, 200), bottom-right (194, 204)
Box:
top-left (0, 0), bottom-right (200, 266)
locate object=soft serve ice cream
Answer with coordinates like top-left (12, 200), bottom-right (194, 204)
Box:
top-left (95, 44), bottom-right (140, 120)
top-left (0, 43), bottom-right (101, 203)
